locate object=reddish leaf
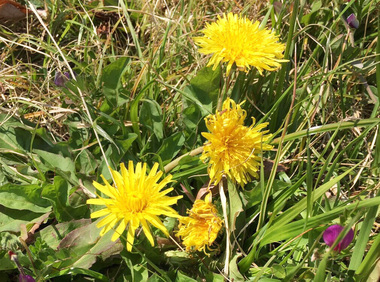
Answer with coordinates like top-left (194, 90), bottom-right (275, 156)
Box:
top-left (0, 1), bottom-right (28, 22)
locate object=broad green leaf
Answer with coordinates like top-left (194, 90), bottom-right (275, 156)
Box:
top-left (77, 149), bottom-right (98, 175)
top-left (230, 254), bottom-right (245, 281)
top-left (34, 149), bottom-right (78, 184)
top-left (0, 184), bottom-right (50, 213)
top-left (181, 65), bottom-right (222, 119)
top-left (228, 181), bottom-right (244, 235)
top-left (52, 219), bottom-right (123, 270)
top-left (0, 232), bottom-right (20, 254)
top-left (156, 132), bottom-right (185, 165)
top-left (0, 249), bottom-right (19, 271)
top-left (204, 272), bottom-right (225, 282)
top-left (187, 65), bottom-right (222, 113)
top-left (94, 123), bottom-right (120, 155)
top-left (0, 120), bottom-right (29, 153)
top-left (0, 115), bottom-right (53, 154)
top-left (39, 219), bottom-right (92, 249)
top-left (176, 271), bottom-right (197, 282)
top-left (42, 176), bottom-right (88, 222)
top-left (0, 206), bottom-right (48, 232)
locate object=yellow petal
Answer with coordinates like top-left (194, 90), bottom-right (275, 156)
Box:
top-left (111, 219), bottom-right (127, 241)
top-left (90, 208), bottom-right (110, 219)
top-left (126, 219), bottom-right (139, 252)
top-left (140, 218), bottom-right (154, 247)
top-left (92, 180), bottom-right (115, 198)
top-left (144, 214), bottom-right (169, 237)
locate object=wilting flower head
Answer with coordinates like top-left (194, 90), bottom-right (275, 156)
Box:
top-left (87, 161), bottom-right (182, 251)
top-left (323, 224), bottom-right (354, 252)
top-left (346, 13), bottom-right (359, 29)
top-left (194, 13), bottom-right (287, 75)
top-left (177, 193), bottom-right (223, 253)
top-left (200, 98), bottom-right (272, 186)
top-left (54, 71), bottom-right (72, 87)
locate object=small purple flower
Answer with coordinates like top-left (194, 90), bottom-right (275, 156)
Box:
top-left (54, 71), bottom-right (72, 87)
top-left (323, 224), bottom-right (354, 252)
top-left (19, 274), bottom-right (35, 282)
top-left (8, 251), bottom-right (35, 282)
top-left (346, 13), bottom-right (359, 29)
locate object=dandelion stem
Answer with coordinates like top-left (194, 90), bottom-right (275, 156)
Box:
top-left (219, 180), bottom-right (230, 275)
top-left (164, 147), bottom-right (204, 173)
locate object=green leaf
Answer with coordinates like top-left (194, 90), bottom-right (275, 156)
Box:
top-left (101, 57), bottom-right (130, 106)
top-left (270, 163), bottom-right (359, 230)
top-left (261, 196), bottom-right (380, 245)
top-left (0, 206), bottom-right (48, 232)
top-left (77, 149), bottom-right (98, 175)
top-left (41, 176), bottom-right (87, 222)
top-left (47, 267), bottom-right (109, 281)
top-left (175, 271), bottom-right (197, 282)
top-left (228, 181), bottom-right (244, 234)
top-left (187, 65), bottom-right (222, 114)
top-left (204, 272), bottom-right (225, 282)
top-left (34, 149), bottom-right (78, 184)
top-left (39, 219), bottom-right (92, 249)
top-left (230, 254), bottom-right (245, 281)
top-left (140, 99), bottom-right (164, 140)
top-left (349, 205), bottom-right (379, 271)
top-left (355, 232), bottom-right (380, 280)
top-left (0, 232), bottom-right (21, 252)
top-left (156, 132), bottom-right (185, 165)
top-left (0, 250), bottom-right (18, 271)
top-left (0, 184), bottom-right (50, 213)
top-left (94, 123), bottom-right (120, 155)
top-left (47, 219), bottom-right (123, 271)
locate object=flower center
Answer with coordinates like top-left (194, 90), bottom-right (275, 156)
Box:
top-left (118, 191), bottom-right (148, 214)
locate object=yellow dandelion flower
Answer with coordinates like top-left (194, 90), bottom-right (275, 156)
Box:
top-left (194, 12), bottom-right (287, 75)
top-left (177, 193), bottom-right (223, 253)
top-left (87, 161), bottom-right (182, 251)
top-left (200, 98), bottom-right (273, 186)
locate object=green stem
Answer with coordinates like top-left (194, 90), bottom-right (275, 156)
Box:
top-left (219, 181), bottom-right (230, 276)
top-left (164, 147), bottom-right (204, 173)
